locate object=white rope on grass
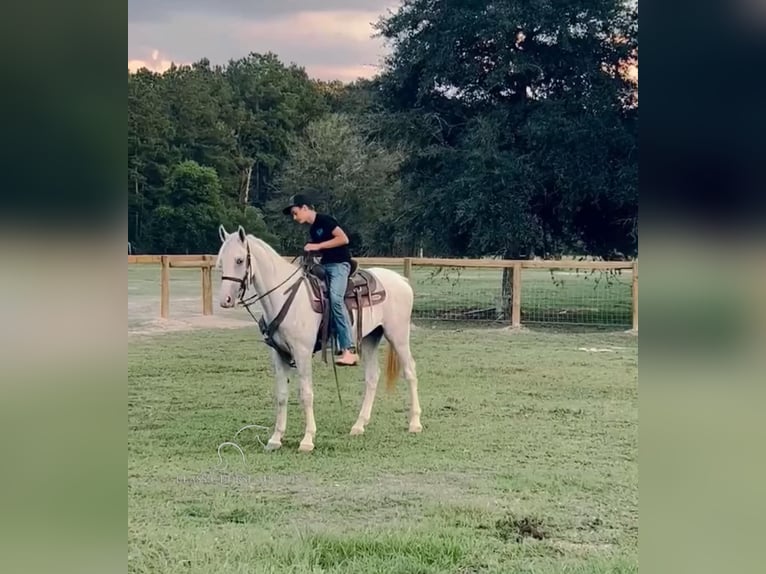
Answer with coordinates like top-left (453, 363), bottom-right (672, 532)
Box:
top-left (214, 424), bottom-right (272, 471)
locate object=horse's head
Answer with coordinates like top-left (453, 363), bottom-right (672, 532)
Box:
top-left (217, 224), bottom-right (251, 308)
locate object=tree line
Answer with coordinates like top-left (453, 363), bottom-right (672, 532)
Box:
top-left (128, 0), bottom-right (637, 260)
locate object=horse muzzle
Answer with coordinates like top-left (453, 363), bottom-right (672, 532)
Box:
top-left (220, 295), bottom-right (235, 308)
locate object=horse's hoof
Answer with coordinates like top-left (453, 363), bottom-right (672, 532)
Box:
top-left (350, 425), bottom-right (365, 436)
top-left (298, 442), bottom-right (315, 453)
top-left (264, 441), bottom-right (282, 451)
top-left (409, 423), bottom-right (423, 433)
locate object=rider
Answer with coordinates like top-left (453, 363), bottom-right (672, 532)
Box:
top-left (283, 193), bottom-right (358, 366)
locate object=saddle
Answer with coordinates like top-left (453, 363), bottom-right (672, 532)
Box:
top-left (306, 259), bottom-right (387, 362)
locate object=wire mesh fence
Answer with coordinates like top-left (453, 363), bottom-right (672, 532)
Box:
top-left (521, 268), bottom-right (632, 326)
top-left (411, 266), bottom-right (507, 321)
top-left (407, 263), bottom-right (634, 328)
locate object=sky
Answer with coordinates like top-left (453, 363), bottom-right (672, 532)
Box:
top-left (128, 1), bottom-right (401, 82)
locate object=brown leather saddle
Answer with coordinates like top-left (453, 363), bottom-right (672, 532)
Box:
top-left (306, 259), bottom-right (387, 362)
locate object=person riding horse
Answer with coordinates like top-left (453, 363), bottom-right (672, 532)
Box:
top-left (283, 193), bottom-right (358, 367)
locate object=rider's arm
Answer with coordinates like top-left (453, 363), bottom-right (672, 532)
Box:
top-left (317, 226), bottom-right (349, 250)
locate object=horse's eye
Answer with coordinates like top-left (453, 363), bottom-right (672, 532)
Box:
top-left (235, 257), bottom-right (244, 265)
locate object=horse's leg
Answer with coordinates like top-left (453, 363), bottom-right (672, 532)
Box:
top-left (265, 349), bottom-right (290, 451)
top-left (294, 349), bottom-right (317, 452)
top-left (351, 328), bottom-right (383, 435)
top-left (386, 327), bottom-right (422, 433)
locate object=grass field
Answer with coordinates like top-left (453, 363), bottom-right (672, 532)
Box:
top-left (128, 324), bottom-right (638, 573)
top-left (128, 263), bottom-right (633, 329)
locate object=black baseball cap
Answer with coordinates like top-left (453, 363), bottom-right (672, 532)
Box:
top-left (282, 193), bottom-right (314, 215)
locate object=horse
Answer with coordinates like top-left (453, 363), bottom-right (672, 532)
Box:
top-left (216, 224), bottom-right (422, 452)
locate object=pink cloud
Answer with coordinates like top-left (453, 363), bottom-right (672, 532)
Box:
top-left (128, 6), bottom-right (400, 81)
top-left (128, 49), bottom-right (186, 73)
top-left (231, 10), bottom-right (388, 76)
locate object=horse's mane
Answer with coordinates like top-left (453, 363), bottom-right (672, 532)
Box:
top-left (249, 236), bottom-right (283, 260)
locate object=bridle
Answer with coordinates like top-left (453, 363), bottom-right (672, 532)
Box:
top-left (221, 239), bottom-right (304, 316)
top-left (220, 238), bottom-right (253, 303)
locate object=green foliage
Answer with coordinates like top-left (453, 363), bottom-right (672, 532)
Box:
top-left (128, 3), bottom-right (638, 259)
top-left (225, 53), bottom-right (327, 207)
top-left (373, 0), bottom-right (638, 259)
top-left (165, 160), bottom-right (224, 208)
top-left (144, 161), bottom-right (225, 253)
top-left (128, 53), bottom-right (326, 253)
top-left (225, 205), bottom-right (276, 246)
top-left (272, 113), bottom-right (405, 255)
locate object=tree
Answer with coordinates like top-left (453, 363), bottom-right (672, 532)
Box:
top-left (160, 60), bottom-right (240, 200)
top-left (224, 53), bottom-right (327, 208)
top-left (374, 0), bottom-right (638, 260)
top-left (271, 114), bottom-right (405, 255)
top-left (128, 54), bottom-right (323, 253)
top-left (145, 161), bottom-right (227, 253)
top-left (128, 69), bottom-right (177, 245)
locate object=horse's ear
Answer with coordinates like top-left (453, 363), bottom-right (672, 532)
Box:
top-left (218, 224), bottom-right (228, 243)
top-left (237, 225), bottom-right (246, 243)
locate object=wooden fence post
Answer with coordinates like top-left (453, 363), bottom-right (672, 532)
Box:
top-left (403, 257), bottom-right (412, 282)
top-left (631, 260), bottom-right (638, 332)
top-left (202, 255), bottom-right (213, 316)
top-left (511, 262), bottom-right (522, 328)
top-left (160, 255), bottom-right (170, 319)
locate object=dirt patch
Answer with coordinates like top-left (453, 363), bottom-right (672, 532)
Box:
top-left (549, 407), bottom-right (585, 418)
top-left (129, 314), bottom-right (254, 337)
top-left (495, 514), bottom-right (548, 542)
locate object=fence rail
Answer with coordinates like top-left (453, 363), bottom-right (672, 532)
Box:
top-left (128, 255), bottom-right (637, 331)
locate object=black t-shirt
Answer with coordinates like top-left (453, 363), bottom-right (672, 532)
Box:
top-left (310, 213), bottom-right (351, 264)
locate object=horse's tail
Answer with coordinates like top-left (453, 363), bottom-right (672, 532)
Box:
top-left (385, 343), bottom-right (400, 393)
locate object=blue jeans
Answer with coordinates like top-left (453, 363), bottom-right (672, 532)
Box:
top-left (323, 262), bottom-right (354, 351)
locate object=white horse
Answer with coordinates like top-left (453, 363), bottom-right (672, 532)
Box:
top-left (216, 225), bottom-right (422, 452)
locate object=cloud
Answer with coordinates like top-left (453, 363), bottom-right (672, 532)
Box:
top-left (128, 4), bottom-right (399, 80)
top-left (128, 0), bottom-right (398, 23)
top-left (128, 49), bottom-right (182, 74)
top-left (309, 65), bottom-right (380, 83)
top-left (232, 10), bottom-right (386, 66)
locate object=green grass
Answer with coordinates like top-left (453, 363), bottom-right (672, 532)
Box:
top-left (129, 264), bottom-right (633, 329)
top-left (129, 326), bottom-right (637, 573)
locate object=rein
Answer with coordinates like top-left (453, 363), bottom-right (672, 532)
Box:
top-left (222, 245), bottom-right (343, 406)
